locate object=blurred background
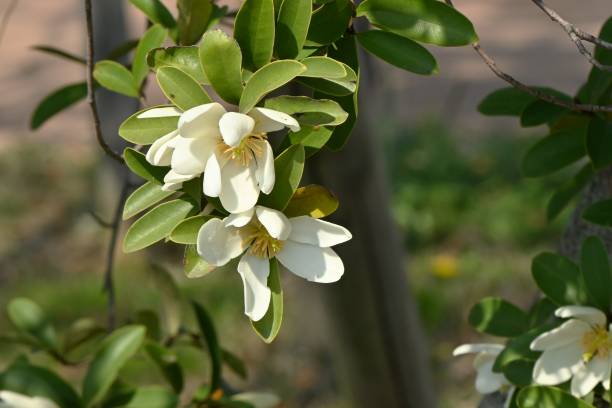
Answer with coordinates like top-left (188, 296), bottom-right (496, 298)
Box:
top-left (0, 0), bottom-right (609, 407)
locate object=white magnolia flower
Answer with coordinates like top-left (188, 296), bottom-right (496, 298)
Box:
top-left (453, 343), bottom-right (513, 400)
top-left (530, 306), bottom-right (612, 397)
top-left (144, 103), bottom-right (300, 213)
top-left (197, 206), bottom-right (351, 321)
top-left (0, 391), bottom-right (59, 408)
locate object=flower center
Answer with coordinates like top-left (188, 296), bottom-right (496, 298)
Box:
top-left (581, 325), bottom-right (612, 362)
top-left (219, 132), bottom-right (267, 166)
top-left (243, 219), bottom-right (284, 259)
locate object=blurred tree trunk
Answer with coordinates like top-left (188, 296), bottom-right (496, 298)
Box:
top-left (305, 53), bottom-right (436, 407)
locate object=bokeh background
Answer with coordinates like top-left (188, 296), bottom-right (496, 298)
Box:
top-left (0, 0), bottom-right (609, 407)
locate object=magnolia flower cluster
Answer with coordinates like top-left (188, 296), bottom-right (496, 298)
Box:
top-left (144, 103), bottom-right (352, 321)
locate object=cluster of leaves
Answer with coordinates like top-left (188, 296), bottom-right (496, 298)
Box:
top-left (0, 266), bottom-right (275, 408)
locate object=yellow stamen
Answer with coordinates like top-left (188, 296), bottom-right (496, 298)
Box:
top-left (219, 132), bottom-right (267, 166)
top-left (242, 219), bottom-right (283, 259)
top-left (582, 325), bottom-right (612, 362)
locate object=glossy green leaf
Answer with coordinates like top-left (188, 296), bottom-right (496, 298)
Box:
top-left (144, 342), bottom-right (184, 393)
top-left (234, 0), bottom-right (276, 70)
top-left (251, 259), bottom-right (283, 343)
top-left (478, 87), bottom-right (536, 116)
top-left (124, 148), bottom-right (168, 184)
top-left (532, 252), bottom-right (587, 305)
top-left (298, 75), bottom-right (356, 96)
top-left (199, 30), bottom-right (244, 104)
top-left (299, 56), bottom-right (347, 79)
top-left (520, 91), bottom-right (572, 127)
top-left (222, 348), bottom-right (247, 379)
top-left (177, 0), bottom-right (212, 45)
top-left (148, 46), bottom-right (208, 84)
top-left (123, 198), bottom-right (196, 253)
top-left (584, 199), bottom-right (612, 227)
top-left (503, 359), bottom-right (535, 387)
top-left (579, 17), bottom-right (612, 105)
top-left (357, 0), bottom-right (478, 46)
top-left (468, 297), bottom-right (528, 337)
top-left (32, 45), bottom-right (85, 64)
top-left (111, 386), bottom-right (179, 408)
top-left (357, 30), bottom-right (438, 75)
top-left (123, 182), bottom-right (173, 220)
top-left (289, 125), bottom-right (334, 152)
top-left (547, 164), bottom-right (594, 221)
top-left (276, 0), bottom-right (312, 58)
top-left (157, 66), bottom-right (211, 110)
top-left (521, 128), bottom-right (587, 178)
top-left (183, 244), bottom-right (215, 278)
top-left (132, 24), bottom-right (167, 87)
top-left (82, 325), bottom-right (146, 407)
top-left (580, 236), bottom-right (611, 310)
top-left (239, 60), bottom-right (307, 112)
top-left (517, 386), bottom-right (593, 408)
top-left (129, 0), bottom-right (177, 29)
top-left (305, 0), bottom-right (352, 46)
top-left (93, 60), bottom-right (139, 97)
top-left (31, 82), bottom-right (87, 130)
top-left (149, 265), bottom-right (182, 336)
top-left (192, 301), bottom-right (222, 391)
top-left (586, 116), bottom-right (612, 169)
top-left (264, 95), bottom-right (348, 126)
top-left (170, 215), bottom-right (212, 244)
top-left (119, 105), bottom-right (180, 145)
top-left (7, 298), bottom-right (59, 352)
top-left (284, 184), bottom-right (339, 218)
top-left (528, 298), bottom-right (557, 328)
top-left (259, 144), bottom-right (305, 210)
top-left (492, 325), bottom-right (551, 373)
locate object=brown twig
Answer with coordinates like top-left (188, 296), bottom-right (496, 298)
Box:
top-left (84, 0), bottom-right (124, 163)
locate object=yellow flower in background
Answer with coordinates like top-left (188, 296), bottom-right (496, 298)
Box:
top-left (431, 253), bottom-right (459, 279)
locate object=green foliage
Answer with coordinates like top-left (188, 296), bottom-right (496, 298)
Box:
top-left (132, 24), bottom-right (167, 87)
top-left (468, 297), bottom-right (528, 337)
top-left (192, 302), bottom-right (222, 392)
top-left (123, 182), bottom-right (174, 220)
top-left (234, 0), bottom-right (276, 70)
top-left (583, 198), bottom-right (612, 226)
top-left (580, 236), bottom-right (611, 310)
top-left (199, 30), bottom-right (244, 104)
top-left (251, 259), bottom-right (283, 343)
top-left (299, 56), bottom-right (347, 79)
top-left (129, 0), bottom-right (177, 30)
top-left (521, 127), bottom-right (587, 178)
top-left (170, 215), bottom-right (212, 244)
top-left (7, 298), bottom-right (59, 352)
top-left (547, 164), bottom-right (593, 221)
top-left (586, 117), bottom-right (612, 169)
top-left (306, 0), bottom-right (352, 46)
top-left (93, 60), bottom-right (140, 98)
top-left (532, 252), bottom-right (587, 306)
top-left (156, 66), bottom-right (212, 110)
top-left (177, 0), bottom-right (212, 45)
top-left (478, 87), bottom-right (536, 116)
top-left (148, 46), bottom-right (209, 84)
top-left (264, 95), bottom-right (348, 126)
top-left (119, 106), bottom-right (179, 145)
top-left (517, 386), bottom-right (593, 408)
top-left (259, 144), bottom-right (305, 210)
top-left (284, 184), bottom-right (339, 218)
top-left (123, 148), bottom-right (167, 184)
top-left (30, 82), bottom-right (87, 130)
top-left (275, 0), bottom-right (312, 58)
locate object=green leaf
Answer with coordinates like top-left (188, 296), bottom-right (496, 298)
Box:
top-left (356, 0), bottom-right (478, 46)
top-left (581, 236), bottom-right (612, 310)
top-left (521, 128), bottom-right (587, 178)
top-left (298, 63), bottom-right (357, 96)
top-left (30, 82), bottom-right (87, 130)
top-left (177, 0), bottom-right (212, 45)
top-left (357, 30), bottom-right (438, 75)
top-left (478, 87), bottom-right (537, 116)
top-left (259, 144), bottom-right (305, 210)
top-left (520, 90), bottom-right (572, 127)
top-left (183, 244), bottom-right (215, 278)
top-left (144, 342), bottom-right (184, 393)
top-left (123, 198), bottom-right (196, 253)
top-left (32, 45), bottom-right (86, 64)
top-left (264, 95), bottom-right (348, 126)
top-left (305, 0), bottom-right (352, 46)
top-left (579, 17), bottom-right (612, 105)
top-left (7, 298), bottom-right (59, 352)
top-left (284, 184), bottom-right (339, 218)
top-left (547, 164), bottom-right (594, 221)
top-left (192, 301), bottom-right (222, 391)
top-left (149, 265), bottom-right (182, 336)
top-left (82, 326), bottom-right (146, 407)
top-left (234, 0), bottom-right (276, 70)
top-left (156, 66), bottom-right (211, 110)
top-left (0, 361), bottom-right (82, 408)
top-left (129, 0), bottom-right (177, 29)
top-left (170, 215), bottom-right (212, 244)
top-left (132, 24), bottom-right (167, 87)
top-left (239, 60), bottom-right (307, 113)
top-left (493, 325), bottom-right (551, 372)
top-left (532, 252), bottom-right (587, 305)
top-left (275, 0), bottom-right (312, 59)
top-left (62, 318), bottom-right (106, 358)
top-left (221, 348), bottom-right (247, 379)
top-left (584, 199), bottom-right (612, 227)
top-left (517, 386), bottom-right (594, 408)
top-left (148, 46), bottom-right (209, 84)
top-left (299, 56), bottom-right (347, 79)
top-left (251, 259), bottom-right (283, 343)
top-left (123, 182), bottom-right (173, 220)
top-left (93, 60), bottom-right (139, 98)
top-left (528, 298), bottom-right (557, 328)
top-left (586, 117), bottom-right (612, 169)
top-left (119, 105), bottom-right (180, 145)
top-left (110, 386), bottom-right (179, 408)
top-left (503, 359), bottom-right (535, 387)
top-left (289, 125), bottom-right (334, 152)
top-left (199, 30), bottom-right (244, 104)
top-left (468, 297), bottom-right (528, 337)
top-left (124, 148), bottom-right (168, 184)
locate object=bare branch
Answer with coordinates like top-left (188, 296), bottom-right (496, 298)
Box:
top-left (84, 0), bottom-right (124, 163)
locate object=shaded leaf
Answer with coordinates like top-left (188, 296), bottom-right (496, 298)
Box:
top-left (521, 128), bottom-right (587, 178)
top-left (31, 82), bottom-right (87, 130)
top-left (258, 144), bottom-right (305, 210)
top-left (276, 0), bottom-right (312, 59)
top-left (177, 0), bottom-right (213, 45)
top-left (234, 0), bottom-right (276, 70)
top-left (124, 148), bottom-right (168, 184)
top-left (199, 30), bottom-right (244, 104)
top-left (306, 0), bottom-right (352, 46)
top-left (583, 199), bottom-right (612, 227)
top-left (586, 116), bottom-right (612, 169)
top-left (7, 298), bottom-right (59, 352)
top-left (532, 252), bottom-right (587, 306)
top-left (468, 297), bottom-right (528, 337)
top-left (580, 236), bottom-right (611, 310)
top-left (547, 164), bottom-right (593, 221)
top-left (517, 386), bottom-right (593, 408)
top-left (192, 302), bottom-right (222, 392)
top-left (284, 185), bottom-right (339, 218)
top-left (478, 87), bottom-right (536, 116)
top-left (144, 342), bottom-right (184, 393)
top-left (149, 265), bottom-right (182, 336)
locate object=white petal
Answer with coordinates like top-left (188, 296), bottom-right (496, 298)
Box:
top-left (179, 103), bottom-right (226, 138)
top-left (555, 306), bottom-right (607, 326)
top-left (530, 319), bottom-right (591, 351)
top-left (164, 169), bottom-right (196, 184)
top-left (288, 216), bottom-right (352, 247)
top-left (475, 359), bottom-right (506, 394)
top-left (203, 153), bottom-right (222, 197)
top-left (571, 355), bottom-right (610, 397)
top-left (171, 136), bottom-right (216, 175)
top-left (0, 391), bottom-right (59, 408)
top-left (219, 160), bottom-right (260, 213)
top-left (237, 254), bottom-right (271, 322)
top-left (532, 342), bottom-right (583, 385)
top-left (224, 208), bottom-right (255, 228)
top-left (250, 107), bottom-right (301, 133)
top-left (256, 141), bottom-right (275, 194)
top-left (161, 182), bottom-right (183, 192)
top-left (603, 355), bottom-right (612, 390)
top-left (219, 112), bottom-right (255, 147)
top-left (197, 218), bottom-right (245, 266)
top-left (277, 241), bottom-right (343, 283)
top-left (256, 206), bottom-right (291, 240)
top-left (145, 130), bottom-right (178, 166)
top-left (453, 343), bottom-right (504, 357)
top-left (137, 106), bottom-right (181, 118)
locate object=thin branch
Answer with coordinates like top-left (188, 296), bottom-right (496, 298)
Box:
top-left (84, 0), bottom-right (124, 163)
top-left (531, 0), bottom-right (612, 72)
top-left (443, 0), bottom-right (612, 113)
top-left (88, 209), bottom-right (113, 228)
top-left (0, 0), bottom-right (18, 50)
